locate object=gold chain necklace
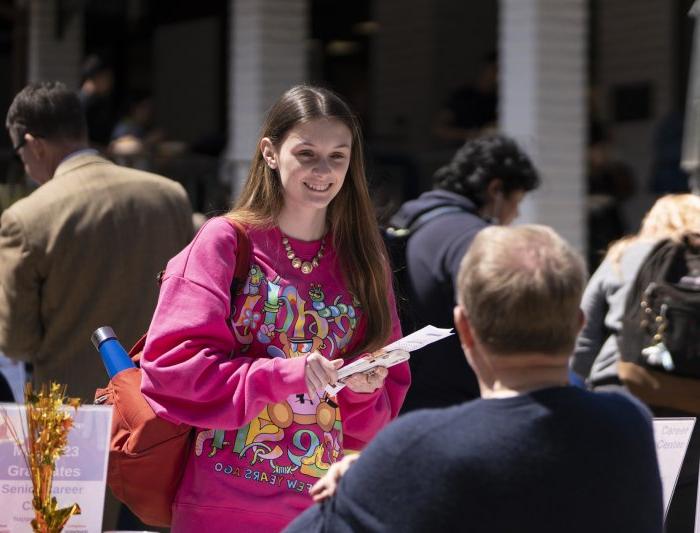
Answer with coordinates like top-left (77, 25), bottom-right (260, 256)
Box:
top-left (282, 235), bottom-right (325, 274)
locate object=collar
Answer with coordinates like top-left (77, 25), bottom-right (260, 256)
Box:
top-left (59, 148), bottom-right (99, 165)
top-left (53, 150), bottom-right (110, 179)
top-left (390, 189), bottom-right (479, 229)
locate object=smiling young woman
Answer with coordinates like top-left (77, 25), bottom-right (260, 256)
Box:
top-left (139, 85), bottom-right (410, 533)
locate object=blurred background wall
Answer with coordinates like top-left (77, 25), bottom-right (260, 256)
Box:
top-left (0, 0), bottom-right (696, 263)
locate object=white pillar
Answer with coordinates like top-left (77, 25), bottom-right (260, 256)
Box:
top-left (27, 0), bottom-right (83, 88)
top-left (500, 0), bottom-right (587, 253)
top-left (225, 0), bottom-right (308, 197)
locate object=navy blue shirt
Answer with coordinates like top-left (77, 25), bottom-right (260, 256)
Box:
top-left (285, 387), bottom-right (663, 533)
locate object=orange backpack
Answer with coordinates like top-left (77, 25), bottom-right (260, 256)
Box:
top-left (94, 219), bottom-right (250, 526)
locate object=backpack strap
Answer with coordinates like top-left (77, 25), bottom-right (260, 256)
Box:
top-left (386, 204), bottom-right (468, 238)
top-left (226, 219), bottom-right (251, 304)
top-left (129, 218), bottom-right (251, 359)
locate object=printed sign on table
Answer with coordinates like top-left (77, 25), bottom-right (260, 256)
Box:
top-left (653, 417), bottom-right (695, 518)
top-left (0, 404), bottom-right (112, 533)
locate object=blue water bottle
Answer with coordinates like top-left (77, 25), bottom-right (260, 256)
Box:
top-left (92, 326), bottom-right (136, 378)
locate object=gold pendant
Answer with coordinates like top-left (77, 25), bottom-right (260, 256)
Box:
top-left (282, 233), bottom-right (325, 273)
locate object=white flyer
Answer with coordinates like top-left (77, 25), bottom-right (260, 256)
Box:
top-left (652, 417), bottom-right (695, 519)
top-left (381, 325), bottom-right (454, 353)
top-left (0, 404), bottom-right (112, 533)
top-left (325, 325), bottom-right (453, 395)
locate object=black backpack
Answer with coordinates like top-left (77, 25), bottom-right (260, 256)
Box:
top-left (383, 205), bottom-right (467, 334)
top-left (619, 237), bottom-right (700, 378)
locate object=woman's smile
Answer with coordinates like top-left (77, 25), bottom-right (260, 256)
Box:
top-left (303, 181), bottom-right (333, 192)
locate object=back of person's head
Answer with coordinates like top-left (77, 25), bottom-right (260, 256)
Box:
top-left (81, 54), bottom-right (113, 87)
top-left (638, 194), bottom-right (700, 241)
top-left (457, 224), bottom-right (586, 356)
top-left (607, 193), bottom-right (700, 264)
top-left (6, 81), bottom-right (87, 144)
top-left (123, 91), bottom-right (153, 123)
top-left (433, 135), bottom-right (540, 207)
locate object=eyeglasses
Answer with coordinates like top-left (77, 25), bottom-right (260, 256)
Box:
top-left (12, 135), bottom-right (27, 159)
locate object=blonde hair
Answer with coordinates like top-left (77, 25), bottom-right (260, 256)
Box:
top-left (607, 194), bottom-right (700, 265)
top-left (457, 225), bottom-right (586, 356)
top-left (226, 85), bottom-right (392, 357)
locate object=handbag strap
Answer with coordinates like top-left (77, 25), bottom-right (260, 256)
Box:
top-left (129, 218), bottom-right (251, 358)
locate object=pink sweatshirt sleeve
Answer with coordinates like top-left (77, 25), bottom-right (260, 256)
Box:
top-left (140, 218), bottom-right (308, 430)
top-left (336, 274), bottom-right (411, 451)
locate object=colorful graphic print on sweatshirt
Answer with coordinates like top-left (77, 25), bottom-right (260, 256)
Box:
top-left (192, 260), bottom-right (361, 488)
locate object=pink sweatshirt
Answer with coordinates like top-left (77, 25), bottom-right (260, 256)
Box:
top-left (140, 217), bottom-right (410, 532)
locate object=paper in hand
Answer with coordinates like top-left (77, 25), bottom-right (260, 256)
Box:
top-left (325, 325), bottom-right (453, 395)
top-left (380, 325), bottom-right (454, 353)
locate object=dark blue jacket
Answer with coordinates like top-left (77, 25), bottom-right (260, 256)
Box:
top-left (390, 190), bottom-right (488, 412)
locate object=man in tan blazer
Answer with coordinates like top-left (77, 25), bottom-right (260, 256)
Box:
top-left (1, 81), bottom-right (194, 401)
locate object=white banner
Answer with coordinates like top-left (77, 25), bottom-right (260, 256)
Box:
top-left (0, 404), bottom-right (112, 533)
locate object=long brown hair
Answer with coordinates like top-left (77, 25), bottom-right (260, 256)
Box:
top-left (227, 85), bottom-right (392, 356)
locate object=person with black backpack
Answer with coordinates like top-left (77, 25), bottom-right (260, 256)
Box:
top-left (387, 135), bottom-right (540, 413)
top-left (571, 193), bottom-right (700, 533)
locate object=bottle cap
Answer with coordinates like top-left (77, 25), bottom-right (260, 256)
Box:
top-left (91, 326), bottom-right (117, 350)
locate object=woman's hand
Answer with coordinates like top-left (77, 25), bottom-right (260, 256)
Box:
top-left (305, 352), bottom-right (344, 399)
top-left (344, 366), bottom-right (388, 394)
top-left (309, 453), bottom-right (361, 502)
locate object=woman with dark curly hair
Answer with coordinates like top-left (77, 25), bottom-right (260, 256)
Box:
top-left (392, 134), bottom-right (540, 413)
